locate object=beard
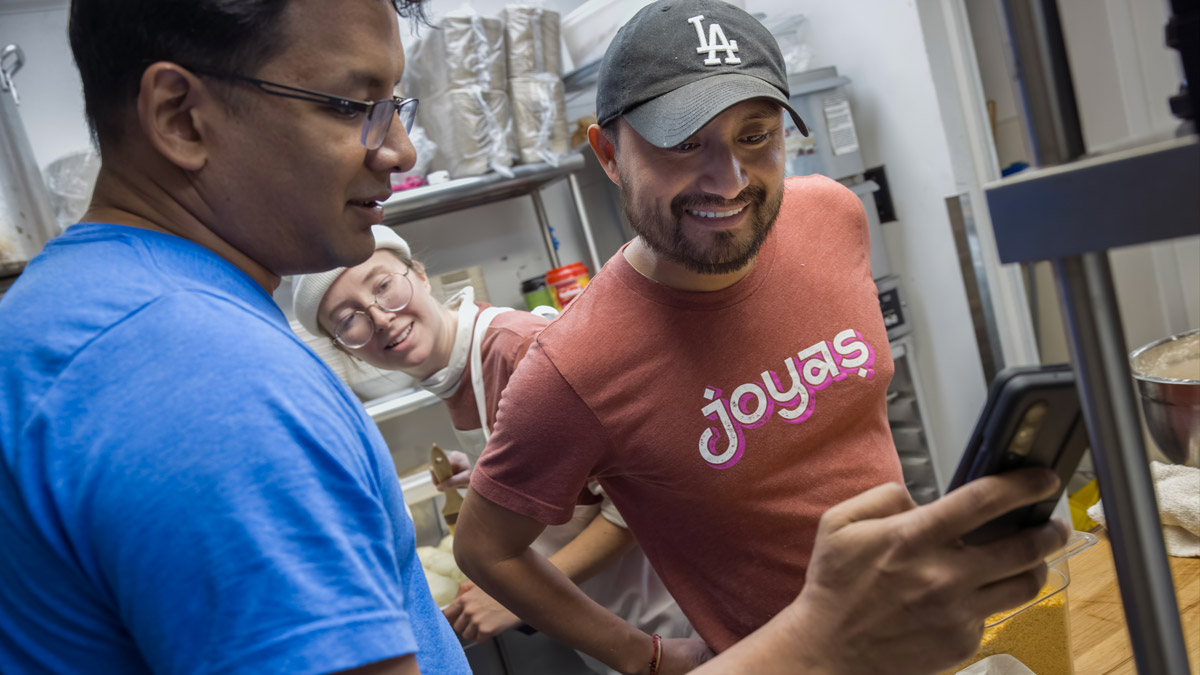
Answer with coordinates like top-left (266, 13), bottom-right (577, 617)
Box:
top-left (618, 171), bottom-right (785, 276)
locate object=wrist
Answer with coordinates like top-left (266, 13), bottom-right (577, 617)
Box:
top-left (777, 598), bottom-right (840, 675)
top-left (619, 632), bottom-right (656, 675)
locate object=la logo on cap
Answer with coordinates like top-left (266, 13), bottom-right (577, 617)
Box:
top-left (687, 14), bottom-right (741, 66)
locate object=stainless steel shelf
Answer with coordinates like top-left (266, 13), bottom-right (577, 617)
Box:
top-left (381, 154), bottom-right (586, 227)
top-left (984, 134), bottom-right (1198, 264)
top-left (562, 59), bottom-right (601, 94)
top-left (363, 386), bottom-right (440, 423)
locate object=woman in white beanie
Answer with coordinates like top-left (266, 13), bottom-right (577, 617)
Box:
top-left (291, 225), bottom-right (691, 670)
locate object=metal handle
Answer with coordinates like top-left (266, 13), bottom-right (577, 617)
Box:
top-left (1, 44), bottom-right (24, 102)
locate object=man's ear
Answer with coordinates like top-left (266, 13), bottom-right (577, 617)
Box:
top-left (587, 123), bottom-right (620, 186)
top-left (136, 63), bottom-right (212, 172)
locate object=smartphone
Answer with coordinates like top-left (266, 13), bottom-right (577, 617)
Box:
top-left (947, 364), bottom-right (1089, 545)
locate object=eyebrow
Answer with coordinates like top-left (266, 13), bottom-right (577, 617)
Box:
top-left (339, 70), bottom-right (395, 95)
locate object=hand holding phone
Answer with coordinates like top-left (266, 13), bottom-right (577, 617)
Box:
top-left (947, 364), bottom-right (1089, 545)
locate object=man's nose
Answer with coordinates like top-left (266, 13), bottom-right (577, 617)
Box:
top-left (369, 111), bottom-right (417, 174)
top-left (696, 146), bottom-right (750, 201)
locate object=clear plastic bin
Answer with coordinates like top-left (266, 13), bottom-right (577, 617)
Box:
top-left (941, 531), bottom-right (1097, 675)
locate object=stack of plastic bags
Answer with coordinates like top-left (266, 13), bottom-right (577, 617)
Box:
top-left (502, 4), bottom-right (570, 165)
top-left (407, 9), bottom-right (517, 178)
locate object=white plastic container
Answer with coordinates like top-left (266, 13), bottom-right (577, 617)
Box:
top-left (941, 531), bottom-right (1098, 675)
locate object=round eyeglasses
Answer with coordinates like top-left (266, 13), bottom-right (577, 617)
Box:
top-left (332, 269), bottom-right (415, 349)
top-left (190, 69), bottom-right (419, 150)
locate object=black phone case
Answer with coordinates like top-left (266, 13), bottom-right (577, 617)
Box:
top-left (948, 364), bottom-right (1089, 545)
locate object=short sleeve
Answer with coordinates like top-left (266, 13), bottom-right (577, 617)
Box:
top-left (471, 340), bottom-right (610, 525)
top-left (47, 298), bottom-right (423, 675)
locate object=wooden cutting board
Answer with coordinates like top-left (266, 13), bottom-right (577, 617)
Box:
top-left (1067, 530), bottom-right (1199, 674)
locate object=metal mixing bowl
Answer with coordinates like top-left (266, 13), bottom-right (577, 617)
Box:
top-left (1129, 329), bottom-right (1200, 467)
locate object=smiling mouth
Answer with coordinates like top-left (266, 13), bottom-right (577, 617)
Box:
top-left (386, 323), bottom-right (413, 349)
top-left (687, 205), bottom-right (747, 219)
top-left (350, 199), bottom-right (383, 209)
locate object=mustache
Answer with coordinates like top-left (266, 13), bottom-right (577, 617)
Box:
top-left (671, 185), bottom-right (768, 215)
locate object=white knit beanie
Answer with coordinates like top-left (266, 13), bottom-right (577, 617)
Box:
top-left (292, 225), bottom-right (412, 338)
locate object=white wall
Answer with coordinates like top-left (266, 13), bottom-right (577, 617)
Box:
top-left (742, 0), bottom-right (990, 485)
top-left (0, 3), bottom-right (89, 168)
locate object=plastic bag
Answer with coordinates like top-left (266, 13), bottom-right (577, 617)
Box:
top-left (42, 150), bottom-right (100, 232)
top-left (763, 14), bottom-right (814, 74)
top-left (420, 85), bottom-right (516, 178)
top-left (509, 73), bottom-right (569, 166)
top-left (392, 125), bottom-right (438, 184)
top-left (406, 6), bottom-right (507, 98)
top-left (502, 3), bottom-right (563, 77)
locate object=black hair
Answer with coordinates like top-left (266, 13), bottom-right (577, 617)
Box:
top-left (68, 0), bottom-right (429, 149)
top-left (601, 119), bottom-right (620, 150)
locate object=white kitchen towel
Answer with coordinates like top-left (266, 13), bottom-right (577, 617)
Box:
top-left (1088, 461), bottom-right (1200, 557)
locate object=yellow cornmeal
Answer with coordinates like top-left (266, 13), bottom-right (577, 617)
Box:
top-left (940, 583), bottom-right (1072, 675)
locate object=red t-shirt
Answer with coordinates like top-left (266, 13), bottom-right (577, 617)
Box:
top-left (441, 303), bottom-right (548, 433)
top-left (472, 175), bottom-right (904, 651)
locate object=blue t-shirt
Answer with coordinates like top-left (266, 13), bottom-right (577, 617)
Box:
top-left (0, 224), bottom-right (469, 674)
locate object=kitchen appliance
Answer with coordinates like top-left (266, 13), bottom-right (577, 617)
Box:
top-left (0, 44), bottom-right (58, 278)
top-left (1130, 329), bottom-right (1200, 467)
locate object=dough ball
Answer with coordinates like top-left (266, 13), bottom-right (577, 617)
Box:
top-left (425, 571), bottom-right (459, 607)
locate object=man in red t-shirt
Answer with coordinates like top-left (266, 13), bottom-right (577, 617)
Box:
top-left (455, 1), bottom-right (1069, 674)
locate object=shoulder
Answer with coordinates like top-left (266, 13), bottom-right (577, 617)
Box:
top-left (486, 308), bottom-right (549, 341)
top-left (480, 308), bottom-right (548, 364)
top-left (783, 174), bottom-right (862, 213)
top-left (65, 290), bottom-right (364, 444)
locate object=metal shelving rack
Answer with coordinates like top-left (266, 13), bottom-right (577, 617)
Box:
top-left (984, 132), bottom-right (1198, 675)
top-left (380, 152), bottom-right (603, 273)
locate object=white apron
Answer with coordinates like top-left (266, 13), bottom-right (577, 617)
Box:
top-left (440, 300), bottom-right (693, 673)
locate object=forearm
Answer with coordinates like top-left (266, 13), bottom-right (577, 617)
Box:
top-left (690, 601), bottom-right (831, 675)
top-left (546, 513), bottom-right (636, 585)
top-left (455, 490), bottom-right (653, 674)
top-left (469, 546), bottom-right (652, 673)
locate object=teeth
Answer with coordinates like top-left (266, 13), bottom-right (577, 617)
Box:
top-left (388, 323), bottom-right (413, 348)
top-left (688, 205), bottom-right (745, 219)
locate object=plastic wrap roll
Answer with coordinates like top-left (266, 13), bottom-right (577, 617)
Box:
top-left (407, 15), bottom-right (507, 98)
top-left (509, 74), bottom-right (569, 165)
top-left (420, 86), bottom-right (517, 179)
top-left (502, 5), bottom-right (562, 78)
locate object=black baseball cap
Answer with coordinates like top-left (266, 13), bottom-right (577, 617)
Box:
top-left (596, 0), bottom-right (808, 148)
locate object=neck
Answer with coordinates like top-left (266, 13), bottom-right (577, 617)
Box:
top-left (82, 161), bottom-right (281, 294)
top-left (434, 301), bottom-right (461, 374)
top-left (622, 237), bottom-right (756, 292)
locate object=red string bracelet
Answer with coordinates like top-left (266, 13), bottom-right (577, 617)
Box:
top-left (648, 633), bottom-right (663, 675)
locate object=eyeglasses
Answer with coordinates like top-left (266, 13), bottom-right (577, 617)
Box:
top-left (332, 269), bottom-right (415, 349)
top-left (192, 69), bottom-right (419, 150)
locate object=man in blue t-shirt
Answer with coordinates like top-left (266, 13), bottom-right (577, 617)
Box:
top-left (0, 1), bottom-right (468, 673)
